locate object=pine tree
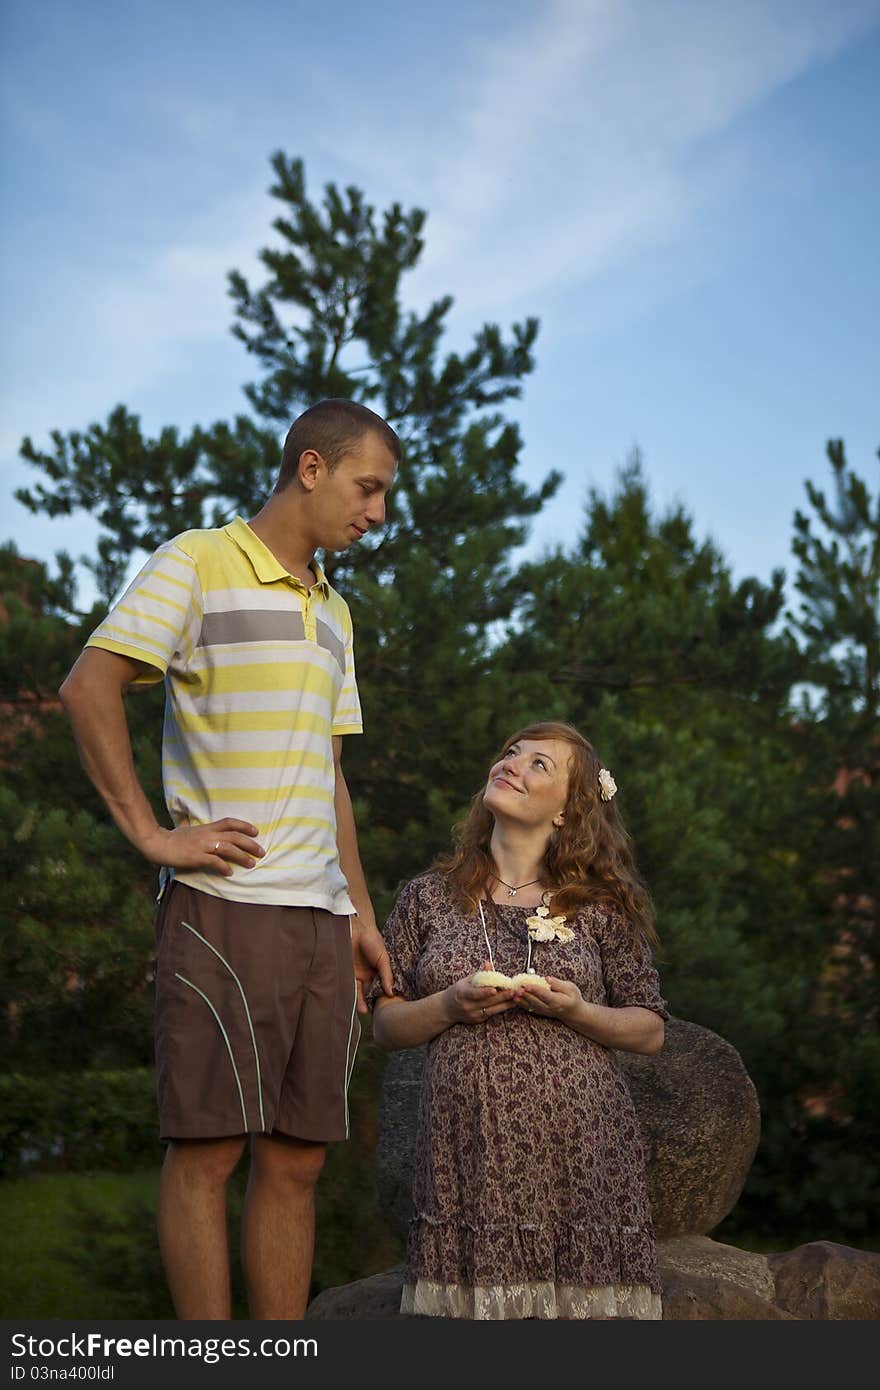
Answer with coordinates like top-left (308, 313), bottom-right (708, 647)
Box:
top-left (790, 439), bottom-right (879, 1030)
top-left (781, 441), bottom-right (880, 1233)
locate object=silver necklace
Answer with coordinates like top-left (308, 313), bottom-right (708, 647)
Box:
top-left (493, 875), bottom-right (542, 898)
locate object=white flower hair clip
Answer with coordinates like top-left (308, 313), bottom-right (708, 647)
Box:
top-left (598, 767), bottom-right (617, 801)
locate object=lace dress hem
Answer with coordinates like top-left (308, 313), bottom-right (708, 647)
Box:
top-left (401, 1279), bottom-right (662, 1320)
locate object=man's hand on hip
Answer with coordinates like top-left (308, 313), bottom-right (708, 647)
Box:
top-left (140, 819), bottom-right (265, 875)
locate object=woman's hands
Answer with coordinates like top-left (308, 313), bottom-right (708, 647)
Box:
top-left (443, 964), bottom-right (515, 1025)
top-left (512, 976), bottom-right (584, 1022)
top-left (439, 970), bottom-right (587, 1029)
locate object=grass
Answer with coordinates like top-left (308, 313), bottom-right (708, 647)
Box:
top-left (1, 1162), bottom-right (403, 1320)
top-left (0, 1169), bottom-right (160, 1319)
top-left (0, 1040), bottom-right (404, 1320)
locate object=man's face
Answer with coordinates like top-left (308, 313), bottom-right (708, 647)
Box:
top-left (310, 430), bottom-right (397, 551)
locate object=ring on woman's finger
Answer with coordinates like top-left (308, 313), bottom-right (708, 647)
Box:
top-left (213, 841), bottom-right (221, 853)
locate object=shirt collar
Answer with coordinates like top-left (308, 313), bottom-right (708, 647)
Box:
top-left (224, 516), bottom-right (330, 596)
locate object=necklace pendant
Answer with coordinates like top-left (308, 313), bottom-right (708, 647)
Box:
top-left (507, 887), bottom-right (517, 897)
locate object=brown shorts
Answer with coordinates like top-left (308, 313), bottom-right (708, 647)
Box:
top-left (154, 880), bottom-right (360, 1142)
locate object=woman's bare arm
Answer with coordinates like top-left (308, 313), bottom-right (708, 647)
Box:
top-left (372, 977), bottom-right (515, 1050)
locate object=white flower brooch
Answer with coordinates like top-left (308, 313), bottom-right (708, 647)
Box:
top-left (525, 904), bottom-right (575, 944)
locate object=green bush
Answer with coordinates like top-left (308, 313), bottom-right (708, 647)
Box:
top-left (0, 1069), bottom-right (159, 1177)
top-left (0, 1170), bottom-right (161, 1318)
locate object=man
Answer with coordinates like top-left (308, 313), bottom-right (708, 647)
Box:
top-left (59, 398), bottom-right (398, 1319)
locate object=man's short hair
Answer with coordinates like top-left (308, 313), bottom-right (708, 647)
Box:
top-left (276, 399), bottom-right (401, 490)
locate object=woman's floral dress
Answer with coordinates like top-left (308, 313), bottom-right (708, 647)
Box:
top-left (371, 872), bottom-right (669, 1320)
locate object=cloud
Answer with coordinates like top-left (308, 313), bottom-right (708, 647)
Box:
top-left (2, 0), bottom-right (877, 459)
top-left (315, 0), bottom-right (880, 318)
top-left (0, 181), bottom-right (275, 457)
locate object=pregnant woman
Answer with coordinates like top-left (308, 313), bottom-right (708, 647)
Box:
top-left (370, 720), bottom-right (668, 1320)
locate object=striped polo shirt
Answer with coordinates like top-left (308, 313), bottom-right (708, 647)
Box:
top-left (86, 516), bottom-right (362, 913)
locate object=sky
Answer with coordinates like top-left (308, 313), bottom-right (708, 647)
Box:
top-left (2, 0), bottom-right (878, 610)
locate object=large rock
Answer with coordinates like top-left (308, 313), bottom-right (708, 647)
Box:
top-left (768, 1241), bottom-right (880, 1320)
top-left (617, 1021), bottom-right (760, 1236)
top-left (307, 1266), bottom-right (407, 1320)
top-left (306, 1238), bottom-right (880, 1321)
top-left (657, 1234), bottom-right (775, 1301)
top-left (655, 1234), bottom-right (796, 1319)
top-left (376, 1045), bottom-right (425, 1245)
top-left (305, 1237), bottom-right (808, 1320)
top-left (659, 1271), bottom-right (795, 1320)
top-left (376, 1019), bottom-right (760, 1242)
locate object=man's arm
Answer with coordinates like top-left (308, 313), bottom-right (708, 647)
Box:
top-left (333, 734), bottom-right (393, 1013)
top-left (59, 647), bottom-right (264, 873)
